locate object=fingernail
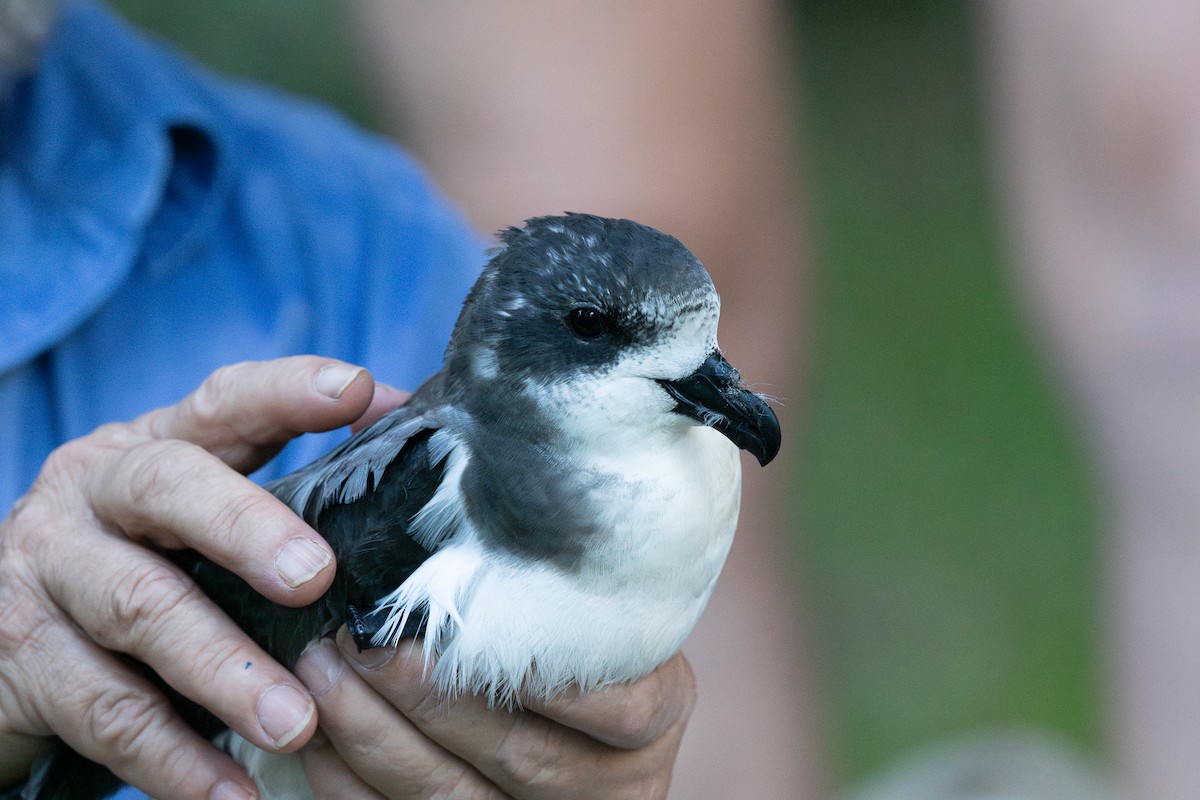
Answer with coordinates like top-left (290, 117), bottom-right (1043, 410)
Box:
top-left (257, 683), bottom-right (314, 749)
top-left (336, 626), bottom-right (395, 671)
top-left (315, 364), bottom-right (364, 399)
top-left (275, 538), bottom-right (332, 588)
top-left (295, 638), bottom-right (344, 698)
top-left (210, 780), bottom-right (257, 800)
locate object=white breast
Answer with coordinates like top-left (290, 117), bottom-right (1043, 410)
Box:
top-left (373, 422), bottom-right (742, 705)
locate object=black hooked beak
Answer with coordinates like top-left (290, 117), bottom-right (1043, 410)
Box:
top-left (658, 351), bottom-right (781, 467)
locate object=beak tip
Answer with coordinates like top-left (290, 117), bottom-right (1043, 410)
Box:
top-left (659, 352), bottom-right (782, 467)
top-left (752, 411), bottom-right (782, 467)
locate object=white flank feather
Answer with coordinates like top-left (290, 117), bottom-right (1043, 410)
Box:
top-left (370, 541), bottom-right (485, 669)
top-left (407, 430), bottom-right (469, 550)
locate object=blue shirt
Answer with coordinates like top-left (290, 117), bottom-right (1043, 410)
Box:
top-left (2, 5), bottom-right (484, 795)
top-left (0, 0), bottom-right (485, 517)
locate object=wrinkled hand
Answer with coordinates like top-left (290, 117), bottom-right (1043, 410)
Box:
top-left (0, 357), bottom-right (376, 798)
top-left (296, 632), bottom-right (697, 799)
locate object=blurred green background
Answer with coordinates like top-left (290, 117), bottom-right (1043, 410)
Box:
top-left (110, 0), bottom-right (1101, 789)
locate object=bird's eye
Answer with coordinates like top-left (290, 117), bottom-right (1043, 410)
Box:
top-left (565, 306), bottom-right (607, 339)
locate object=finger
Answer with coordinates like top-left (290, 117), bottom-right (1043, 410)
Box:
top-left (21, 614), bottom-right (256, 800)
top-left (529, 653), bottom-right (697, 749)
top-left (301, 733), bottom-right (387, 800)
top-left (350, 383), bottom-right (411, 433)
top-left (294, 637), bottom-right (502, 799)
top-left (335, 630), bottom-right (675, 799)
top-left (135, 357), bottom-right (375, 473)
top-left (79, 434), bottom-right (333, 602)
top-left (38, 536), bottom-right (317, 755)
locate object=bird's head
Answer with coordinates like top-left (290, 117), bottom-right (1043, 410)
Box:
top-left (445, 213), bottom-right (780, 466)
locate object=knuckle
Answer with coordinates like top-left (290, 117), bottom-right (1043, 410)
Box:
top-left (0, 575), bottom-right (51, 659)
top-left (1, 492), bottom-right (54, 558)
top-left (155, 742), bottom-right (196, 791)
top-left (38, 442), bottom-right (96, 501)
top-left (41, 436), bottom-right (95, 479)
top-left (494, 723), bottom-right (560, 788)
top-left (0, 585), bottom-right (63, 736)
top-left (606, 691), bottom-right (664, 749)
top-left (39, 441), bottom-right (81, 482)
top-left (82, 684), bottom-right (163, 765)
top-left (0, 522), bottom-right (69, 667)
top-left (0, 595), bottom-right (28, 660)
top-left (42, 425), bottom-right (135, 485)
top-left (187, 362), bottom-right (252, 429)
top-left (184, 636), bottom-right (250, 696)
top-left (87, 422), bottom-right (142, 450)
top-left (102, 561), bottom-right (198, 651)
top-left (336, 715), bottom-right (392, 765)
top-left (207, 490), bottom-right (278, 545)
top-left (609, 657), bottom-right (697, 749)
top-left (402, 683), bottom-right (451, 729)
top-left (118, 440), bottom-right (194, 509)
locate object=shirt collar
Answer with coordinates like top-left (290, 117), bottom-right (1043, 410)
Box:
top-left (0, 0), bottom-right (227, 375)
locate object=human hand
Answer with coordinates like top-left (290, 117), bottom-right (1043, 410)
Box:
top-left (0, 357), bottom-right (376, 798)
top-left (295, 630), bottom-right (696, 799)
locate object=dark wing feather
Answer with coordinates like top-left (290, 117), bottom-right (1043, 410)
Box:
top-left (26, 384), bottom-right (459, 800)
top-left (192, 396), bottom-right (459, 668)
